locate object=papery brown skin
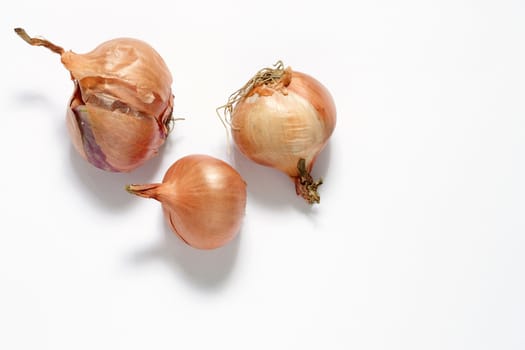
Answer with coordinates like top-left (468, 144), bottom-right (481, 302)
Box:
top-left (15, 29), bottom-right (174, 172)
top-left (231, 69), bottom-right (336, 203)
top-left (126, 155), bottom-right (247, 250)
top-left (65, 38), bottom-right (174, 172)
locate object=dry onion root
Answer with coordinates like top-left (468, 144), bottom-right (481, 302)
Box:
top-left (126, 155), bottom-right (247, 250)
top-left (218, 61), bottom-right (336, 204)
top-left (14, 27), bottom-right (175, 172)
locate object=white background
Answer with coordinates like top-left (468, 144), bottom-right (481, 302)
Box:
top-left (1, 0), bottom-right (524, 349)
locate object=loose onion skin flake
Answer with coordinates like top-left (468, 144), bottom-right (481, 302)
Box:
top-left (126, 155), bottom-right (247, 250)
top-left (219, 61), bottom-right (336, 204)
top-left (14, 28), bottom-right (174, 172)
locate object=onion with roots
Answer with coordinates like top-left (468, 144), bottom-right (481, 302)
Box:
top-left (219, 61), bottom-right (336, 204)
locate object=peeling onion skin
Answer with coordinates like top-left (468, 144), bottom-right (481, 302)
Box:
top-left (15, 28), bottom-right (174, 172)
top-left (230, 68), bottom-right (336, 204)
top-left (126, 155), bottom-right (247, 250)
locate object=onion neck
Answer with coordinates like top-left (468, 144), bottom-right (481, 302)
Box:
top-left (293, 158), bottom-right (323, 204)
top-left (126, 183), bottom-right (162, 199)
top-left (14, 28), bottom-right (65, 55)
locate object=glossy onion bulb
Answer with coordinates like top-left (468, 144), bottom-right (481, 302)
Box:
top-left (126, 155), bottom-right (247, 250)
top-left (14, 28), bottom-right (174, 172)
top-left (220, 61), bottom-right (336, 204)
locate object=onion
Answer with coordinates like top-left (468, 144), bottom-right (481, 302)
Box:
top-left (126, 155), bottom-right (247, 250)
top-left (14, 28), bottom-right (174, 172)
top-left (219, 61), bottom-right (336, 204)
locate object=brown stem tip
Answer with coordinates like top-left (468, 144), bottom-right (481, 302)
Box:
top-left (125, 183), bottom-right (161, 199)
top-left (294, 158), bottom-right (323, 205)
top-left (14, 27), bottom-right (65, 55)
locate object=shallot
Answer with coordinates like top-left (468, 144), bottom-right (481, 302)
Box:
top-left (126, 155), bottom-right (247, 250)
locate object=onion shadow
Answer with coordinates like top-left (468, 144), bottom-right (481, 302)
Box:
top-left (11, 90), bottom-right (55, 108)
top-left (67, 138), bottom-right (173, 212)
top-left (231, 142), bottom-right (333, 212)
top-left (129, 212), bottom-right (241, 291)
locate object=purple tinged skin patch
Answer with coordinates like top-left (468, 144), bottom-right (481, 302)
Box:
top-left (73, 105), bottom-right (118, 172)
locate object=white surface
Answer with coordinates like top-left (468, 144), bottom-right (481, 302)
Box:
top-left (1, 1), bottom-right (525, 349)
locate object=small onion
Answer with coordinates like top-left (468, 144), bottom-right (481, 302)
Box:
top-left (14, 28), bottom-right (174, 172)
top-left (126, 155), bottom-right (247, 250)
top-left (219, 61), bottom-right (336, 204)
